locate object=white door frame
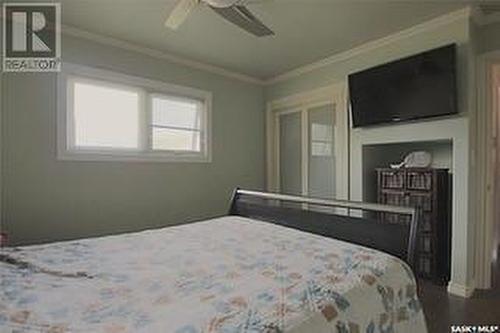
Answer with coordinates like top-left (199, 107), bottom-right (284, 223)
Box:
top-left (475, 51), bottom-right (500, 289)
top-left (265, 82), bottom-right (349, 199)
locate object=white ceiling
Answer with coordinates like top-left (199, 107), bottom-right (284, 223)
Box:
top-left (57, 0), bottom-right (476, 79)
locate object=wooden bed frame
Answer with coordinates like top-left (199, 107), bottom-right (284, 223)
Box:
top-left (228, 188), bottom-right (419, 269)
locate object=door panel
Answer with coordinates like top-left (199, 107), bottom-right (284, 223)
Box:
top-left (308, 104), bottom-right (335, 199)
top-left (279, 112), bottom-right (302, 195)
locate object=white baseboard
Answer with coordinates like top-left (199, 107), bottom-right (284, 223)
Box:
top-left (447, 280), bottom-right (475, 298)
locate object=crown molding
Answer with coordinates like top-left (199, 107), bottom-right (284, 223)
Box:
top-left (265, 6), bottom-right (472, 85)
top-left (61, 24), bottom-right (265, 85)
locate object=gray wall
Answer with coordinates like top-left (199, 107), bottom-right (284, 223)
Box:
top-left (0, 16), bottom-right (3, 235)
top-left (479, 21), bottom-right (500, 54)
top-left (1, 35), bottom-right (265, 245)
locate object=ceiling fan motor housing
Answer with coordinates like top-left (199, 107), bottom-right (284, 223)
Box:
top-left (203, 0), bottom-right (243, 8)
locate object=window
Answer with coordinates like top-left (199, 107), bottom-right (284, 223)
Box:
top-left (310, 123), bottom-right (333, 157)
top-left (151, 95), bottom-right (202, 152)
top-left (58, 64), bottom-right (211, 162)
top-left (72, 79), bottom-right (141, 150)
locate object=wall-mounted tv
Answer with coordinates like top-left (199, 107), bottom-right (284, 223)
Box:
top-left (348, 44), bottom-right (457, 128)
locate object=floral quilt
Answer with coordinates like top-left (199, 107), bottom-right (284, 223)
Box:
top-left (0, 216), bottom-right (427, 333)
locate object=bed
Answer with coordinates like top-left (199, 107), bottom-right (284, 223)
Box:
top-left (0, 189), bottom-right (427, 333)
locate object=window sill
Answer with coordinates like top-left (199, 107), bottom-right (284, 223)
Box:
top-left (57, 150), bottom-right (212, 163)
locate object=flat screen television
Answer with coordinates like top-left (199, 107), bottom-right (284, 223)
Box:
top-left (348, 44), bottom-right (457, 128)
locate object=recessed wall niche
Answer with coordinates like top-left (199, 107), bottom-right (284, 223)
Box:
top-left (361, 140), bottom-right (453, 203)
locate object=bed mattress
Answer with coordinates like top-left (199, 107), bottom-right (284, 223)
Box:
top-left (0, 216), bottom-right (427, 333)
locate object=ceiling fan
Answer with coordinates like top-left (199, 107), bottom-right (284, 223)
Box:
top-left (165, 0), bottom-right (274, 37)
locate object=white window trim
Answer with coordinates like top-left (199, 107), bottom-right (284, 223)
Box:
top-left (57, 63), bottom-right (212, 163)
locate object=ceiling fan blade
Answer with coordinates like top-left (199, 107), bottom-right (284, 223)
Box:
top-left (210, 5), bottom-right (274, 37)
top-left (165, 0), bottom-right (198, 29)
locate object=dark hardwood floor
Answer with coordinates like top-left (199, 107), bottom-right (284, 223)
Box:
top-left (419, 280), bottom-right (500, 332)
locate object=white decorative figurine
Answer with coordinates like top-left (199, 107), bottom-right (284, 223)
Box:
top-left (390, 151), bottom-right (432, 169)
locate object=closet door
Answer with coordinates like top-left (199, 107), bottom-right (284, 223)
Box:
top-left (268, 83), bottom-right (348, 200)
top-left (278, 111), bottom-right (302, 195)
top-left (275, 104), bottom-right (336, 199)
top-left (307, 104), bottom-right (335, 199)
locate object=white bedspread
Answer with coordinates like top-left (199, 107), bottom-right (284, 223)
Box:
top-left (0, 216), bottom-right (427, 333)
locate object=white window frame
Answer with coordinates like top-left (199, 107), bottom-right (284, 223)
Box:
top-left (57, 63), bottom-right (212, 163)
